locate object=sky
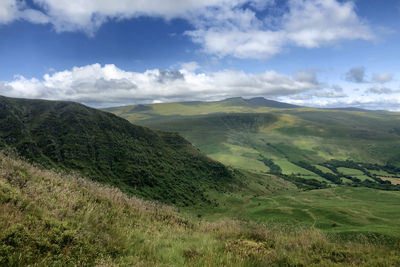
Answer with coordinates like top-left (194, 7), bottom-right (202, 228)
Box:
top-left (0, 0), bottom-right (400, 110)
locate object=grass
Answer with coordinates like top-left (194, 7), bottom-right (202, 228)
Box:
top-left (209, 153), bottom-right (269, 173)
top-left (2, 154), bottom-right (400, 266)
top-left (194, 185), bottom-right (400, 238)
top-left (337, 167), bottom-right (364, 176)
top-left (275, 159), bottom-right (316, 176)
top-left (208, 143), bottom-right (269, 173)
top-left (315, 165), bottom-right (335, 174)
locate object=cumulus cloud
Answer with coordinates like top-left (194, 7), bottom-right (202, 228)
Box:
top-left (0, 63), bottom-right (322, 107)
top-left (345, 67), bottom-right (366, 83)
top-left (1, 0), bottom-right (374, 58)
top-left (372, 73), bottom-right (393, 84)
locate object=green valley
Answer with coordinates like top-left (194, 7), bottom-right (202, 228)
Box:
top-left (106, 97), bottom-right (400, 190)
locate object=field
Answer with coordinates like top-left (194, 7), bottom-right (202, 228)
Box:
top-left (380, 177), bottom-right (400, 185)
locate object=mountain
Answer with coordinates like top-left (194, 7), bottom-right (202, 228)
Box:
top-left (106, 97), bottom-right (400, 188)
top-left (0, 96), bottom-right (235, 206)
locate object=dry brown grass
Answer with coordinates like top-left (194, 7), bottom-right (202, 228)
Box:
top-left (379, 176), bottom-right (400, 185)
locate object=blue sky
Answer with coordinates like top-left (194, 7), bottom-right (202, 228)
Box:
top-left (0, 0), bottom-right (399, 110)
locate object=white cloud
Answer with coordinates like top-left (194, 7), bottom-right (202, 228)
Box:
top-left (283, 0), bottom-right (372, 48)
top-left (188, 29), bottom-right (286, 59)
top-left (187, 0), bottom-right (374, 59)
top-left (372, 73), bottom-right (393, 84)
top-left (1, 0), bottom-right (374, 58)
top-left (0, 63), bottom-right (321, 107)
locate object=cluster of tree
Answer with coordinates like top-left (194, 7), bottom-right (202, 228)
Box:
top-left (353, 180), bottom-right (400, 191)
top-left (315, 160), bottom-right (399, 190)
top-left (285, 174), bottom-right (329, 190)
top-left (382, 163), bottom-right (400, 175)
top-left (323, 159), bottom-right (400, 176)
top-left (259, 156), bottom-right (282, 175)
top-left (258, 153), bottom-right (400, 191)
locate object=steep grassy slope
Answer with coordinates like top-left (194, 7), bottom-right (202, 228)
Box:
top-left (106, 97), bottom-right (400, 187)
top-left (1, 154), bottom-right (400, 266)
top-left (0, 96), bottom-right (235, 206)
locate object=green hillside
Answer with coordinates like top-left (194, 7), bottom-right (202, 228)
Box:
top-left (1, 154), bottom-right (400, 266)
top-left (0, 96), bottom-right (235, 206)
top-left (106, 97), bottom-right (400, 188)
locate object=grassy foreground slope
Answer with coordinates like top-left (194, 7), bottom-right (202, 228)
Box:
top-left (106, 97), bottom-right (400, 186)
top-left (1, 154), bottom-right (400, 266)
top-left (0, 96), bottom-right (234, 206)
